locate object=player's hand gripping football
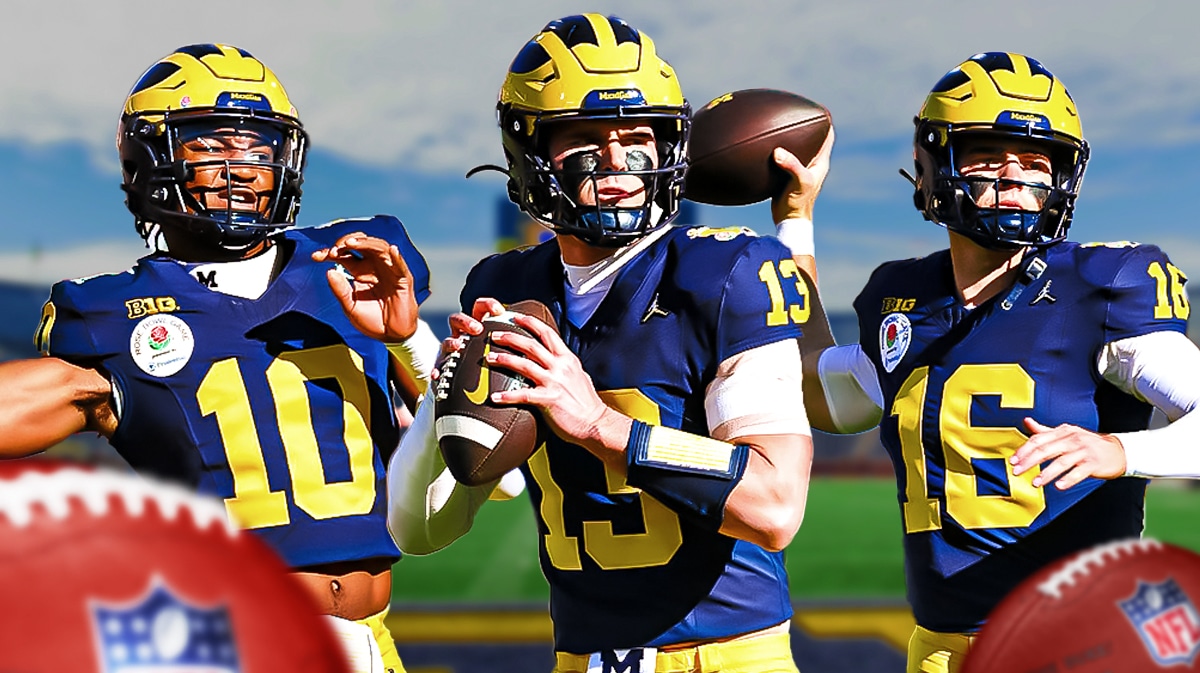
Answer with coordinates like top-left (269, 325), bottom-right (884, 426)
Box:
top-left (440, 298), bottom-right (510, 369)
top-left (312, 232), bottom-right (419, 342)
top-left (446, 298), bottom-right (621, 464)
top-left (771, 127), bottom-right (835, 225)
top-left (1010, 418), bottom-right (1127, 490)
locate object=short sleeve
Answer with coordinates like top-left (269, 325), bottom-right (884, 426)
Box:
top-left (714, 238), bottom-right (804, 363)
top-left (1101, 244), bottom-right (1189, 342)
top-left (37, 282), bottom-right (103, 362)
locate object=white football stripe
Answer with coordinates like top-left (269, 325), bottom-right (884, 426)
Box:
top-left (435, 415), bottom-right (503, 451)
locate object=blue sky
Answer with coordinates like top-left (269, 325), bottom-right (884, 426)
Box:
top-left (1, 0), bottom-right (1199, 312)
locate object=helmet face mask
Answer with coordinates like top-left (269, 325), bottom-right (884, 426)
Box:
top-left (496, 14), bottom-right (690, 247)
top-left (911, 52), bottom-right (1090, 250)
top-left (118, 45), bottom-right (308, 256)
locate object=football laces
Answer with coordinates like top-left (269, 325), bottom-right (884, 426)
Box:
top-left (1037, 538), bottom-right (1163, 599)
top-left (0, 466), bottom-right (235, 536)
top-left (434, 339), bottom-right (467, 402)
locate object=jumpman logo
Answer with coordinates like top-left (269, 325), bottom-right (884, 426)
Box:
top-left (641, 294), bottom-right (670, 323)
top-left (1030, 280), bottom-right (1057, 305)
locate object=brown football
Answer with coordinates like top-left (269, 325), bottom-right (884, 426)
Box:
top-left (964, 538), bottom-right (1200, 673)
top-left (684, 88), bottom-right (832, 206)
top-left (434, 300), bottom-right (556, 486)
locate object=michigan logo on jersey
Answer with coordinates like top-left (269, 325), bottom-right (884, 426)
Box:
top-left (91, 581), bottom-right (240, 672)
top-left (1120, 578), bottom-right (1200, 667)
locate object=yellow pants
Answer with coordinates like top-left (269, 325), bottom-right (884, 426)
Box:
top-left (359, 607), bottom-right (406, 673)
top-left (554, 631), bottom-right (799, 673)
top-left (907, 625), bottom-right (974, 673)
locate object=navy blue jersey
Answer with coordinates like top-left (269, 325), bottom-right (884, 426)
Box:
top-left (37, 216), bottom-right (430, 569)
top-left (460, 225), bottom-right (807, 654)
top-left (853, 241), bottom-right (1189, 632)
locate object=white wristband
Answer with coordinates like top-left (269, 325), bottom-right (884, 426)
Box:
top-left (385, 319), bottom-right (439, 394)
top-left (775, 218), bottom-right (814, 257)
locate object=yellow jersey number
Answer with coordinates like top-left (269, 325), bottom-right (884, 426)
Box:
top-left (196, 344), bottom-right (377, 529)
top-left (758, 259), bottom-right (811, 327)
top-left (893, 364), bottom-right (1046, 534)
top-left (1148, 261), bottom-right (1190, 321)
top-left (527, 389), bottom-right (684, 571)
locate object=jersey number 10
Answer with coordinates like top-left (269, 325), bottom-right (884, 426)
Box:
top-left (197, 345), bottom-right (377, 529)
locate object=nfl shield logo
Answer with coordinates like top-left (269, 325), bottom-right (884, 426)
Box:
top-left (1119, 578), bottom-right (1200, 666)
top-left (91, 580), bottom-right (241, 672)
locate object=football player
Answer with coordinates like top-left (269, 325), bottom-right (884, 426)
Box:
top-left (0, 44), bottom-right (440, 673)
top-left (380, 13), bottom-right (832, 673)
top-left (791, 52), bottom-right (1200, 672)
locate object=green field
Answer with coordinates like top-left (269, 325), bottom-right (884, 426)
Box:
top-left (391, 477), bottom-right (1200, 603)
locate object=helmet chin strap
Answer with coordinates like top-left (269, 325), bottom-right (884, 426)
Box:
top-left (573, 216), bottom-right (671, 295)
top-left (143, 222), bottom-right (169, 253)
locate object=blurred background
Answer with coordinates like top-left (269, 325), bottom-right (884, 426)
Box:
top-left (4, 1), bottom-right (1199, 671)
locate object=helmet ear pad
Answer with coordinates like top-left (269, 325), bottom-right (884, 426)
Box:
top-left (119, 119), bottom-right (181, 243)
top-left (498, 113), bottom-right (559, 225)
top-left (911, 119), bottom-right (946, 223)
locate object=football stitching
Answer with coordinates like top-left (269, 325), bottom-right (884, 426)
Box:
top-left (1037, 538), bottom-right (1163, 599)
top-left (0, 466), bottom-right (236, 536)
top-left (433, 340), bottom-right (465, 403)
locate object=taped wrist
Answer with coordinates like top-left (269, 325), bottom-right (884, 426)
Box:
top-left (624, 420), bottom-right (749, 531)
top-left (385, 319), bottom-right (439, 394)
top-left (775, 218), bottom-right (814, 257)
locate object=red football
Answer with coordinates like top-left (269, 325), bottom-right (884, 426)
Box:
top-left (434, 300), bottom-right (556, 486)
top-left (0, 458), bottom-right (350, 673)
top-left (964, 538), bottom-right (1200, 672)
top-left (684, 88), bottom-right (832, 206)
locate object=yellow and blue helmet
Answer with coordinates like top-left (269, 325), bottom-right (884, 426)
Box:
top-left (911, 52), bottom-right (1089, 249)
top-left (117, 44), bottom-right (308, 252)
top-left (492, 14), bottom-right (689, 246)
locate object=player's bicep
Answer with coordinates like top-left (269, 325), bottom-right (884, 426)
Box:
top-left (705, 340), bottom-right (809, 441)
top-left (719, 430), bottom-right (814, 551)
top-left (1098, 331), bottom-right (1200, 421)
